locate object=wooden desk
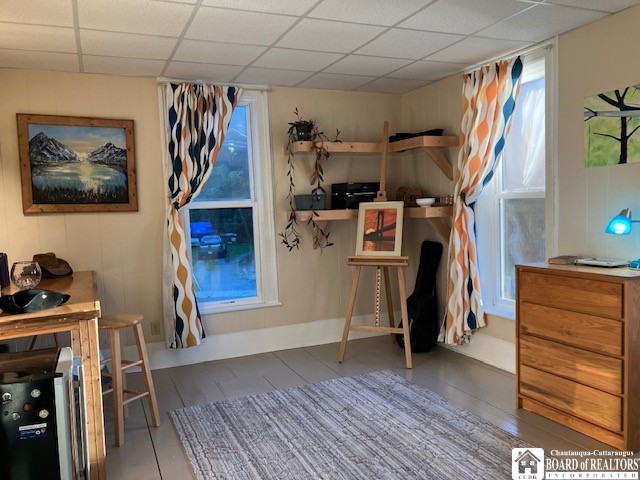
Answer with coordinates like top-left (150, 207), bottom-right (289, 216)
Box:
top-left (0, 271), bottom-right (106, 479)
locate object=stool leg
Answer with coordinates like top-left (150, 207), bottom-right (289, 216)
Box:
top-left (397, 267), bottom-right (412, 369)
top-left (122, 369), bottom-right (129, 419)
top-left (133, 323), bottom-right (161, 428)
top-left (110, 329), bottom-right (125, 446)
top-left (28, 336), bottom-right (38, 351)
top-left (338, 265), bottom-right (361, 363)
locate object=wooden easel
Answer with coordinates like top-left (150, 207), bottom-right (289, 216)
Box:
top-left (338, 255), bottom-right (412, 368)
top-left (337, 121), bottom-right (413, 369)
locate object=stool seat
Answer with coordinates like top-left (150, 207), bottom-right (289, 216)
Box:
top-left (99, 313), bottom-right (143, 330)
top-left (100, 312), bottom-right (160, 446)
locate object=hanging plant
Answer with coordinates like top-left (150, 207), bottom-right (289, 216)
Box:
top-left (279, 109), bottom-right (340, 251)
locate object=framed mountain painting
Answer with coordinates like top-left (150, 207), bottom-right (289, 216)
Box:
top-left (16, 114), bottom-right (137, 213)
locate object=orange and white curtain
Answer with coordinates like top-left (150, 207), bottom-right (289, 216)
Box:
top-left (444, 57), bottom-right (523, 345)
top-left (163, 83), bottom-right (241, 348)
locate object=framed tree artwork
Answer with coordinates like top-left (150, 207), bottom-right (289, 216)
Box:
top-left (17, 114), bottom-right (137, 214)
top-left (355, 201), bottom-right (404, 257)
top-left (584, 84), bottom-right (640, 167)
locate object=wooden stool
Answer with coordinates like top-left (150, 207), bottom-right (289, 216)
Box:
top-left (338, 256), bottom-right (412, 369)
top-left (99, 313), bottom-right (160, 446)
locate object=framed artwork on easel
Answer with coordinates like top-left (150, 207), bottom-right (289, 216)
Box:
top-left (355, 201), bottom-right (404, 257)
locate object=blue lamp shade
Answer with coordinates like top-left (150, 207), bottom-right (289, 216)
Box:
top-left (605, 208), bottom-right (633, 235)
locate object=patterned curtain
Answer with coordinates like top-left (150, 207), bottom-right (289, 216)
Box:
top-left (444, 56), bottom-right (523, 345)
top-left (164, 83), bottom-right (241, 348)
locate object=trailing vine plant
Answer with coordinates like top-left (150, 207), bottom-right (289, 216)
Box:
top-left (279, 109), bottom-right (340, 252)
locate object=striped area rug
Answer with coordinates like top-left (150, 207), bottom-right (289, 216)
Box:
top-left (169, 370), bottom-right (524, 479)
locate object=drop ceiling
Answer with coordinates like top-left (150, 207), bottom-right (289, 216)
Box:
top-left (0, 0), bottom-right (638, 94)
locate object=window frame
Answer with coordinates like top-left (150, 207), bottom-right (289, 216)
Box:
top-left (476, 44), bottom-right (557, 317)
top-left (181, 90), bottom-right (280, 314)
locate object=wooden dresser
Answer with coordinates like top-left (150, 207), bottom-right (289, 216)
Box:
top-left (516, 262), bottom-right (640, 450)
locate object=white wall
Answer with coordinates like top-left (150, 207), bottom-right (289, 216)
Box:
top-left (557, 5), bottom-right (640, 260)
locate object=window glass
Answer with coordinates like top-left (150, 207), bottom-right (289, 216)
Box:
top-left (499, 198), bottom-right (546, 300)
top-left (194, 106), bottom-right (251, 202)
top-left (502, 78), bottom-right (546, 192)
top-left (190, 207), bottom-right (257, 303)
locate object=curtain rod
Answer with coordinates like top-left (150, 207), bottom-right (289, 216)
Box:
top-left (463, 39), bottom-right (554, 74)
top-left (156, 77), bottom-right (270, 92)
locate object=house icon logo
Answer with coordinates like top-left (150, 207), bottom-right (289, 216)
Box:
top-left (512, 448), bottom-right (544, 480)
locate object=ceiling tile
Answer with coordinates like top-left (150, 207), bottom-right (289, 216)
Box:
top-left (356, 29), bottom-right (463, 59)
top-left (165, 62), bottom-right (244, 82)
top-left (174, 39), bottom-right (266, 66)
top-left (253, 48), bottom-right (344, 71)
top-left (355, 77), bottom-right (428, 94)
top-left (81, 30), bottom-right (177, 59)
top-left (186, 7), bottom-right (296, 45)
top-left (543, 0), bottom-right (640, 13)
top-left (297, 73), bottom-right (376, 91)
top-left (0, 49), bottom-right (79, 72)
top-left (77, 0), bottom-right (194, 37)
top-left (276, 18), bottom-right (385, 53)
top-left (324, 55), bottom-right (412, 77)
top-left (234, 67), bottom-right (313, 86)
top-left (388, 60), bottom-right (467, 80)
top-left (399, 0), bottom-right (531, 35)
top-left (201, 0), bottom-right (318, 15)
top-left (0, 23), bottom-right (76, 53)
top-left (477, 4), bottom-right (606, 42)
top-left (427, 36), bottom-right (531, 63)
top-left (82, 56), bottom-right (165, 76)
top-left (0, 0), bottom-right (74, 27)
top-left (308, 0), bottom-right (430, 26)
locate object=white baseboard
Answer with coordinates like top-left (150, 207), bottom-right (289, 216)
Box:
top-left (441, 332), bottom-right (515, 373)
top-left (126, 313), bottom-right (394, 371)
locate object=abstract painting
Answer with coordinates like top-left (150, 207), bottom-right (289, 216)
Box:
top-left (355, 201), bottom-right (404, 257)
top-left (584, 84), bottom-right (640, 167)
top-left (17, 114), bottom-right (137, 213)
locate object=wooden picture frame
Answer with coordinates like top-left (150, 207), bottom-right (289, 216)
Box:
top-left (355, 201), bottom-right (404, 257)
top-left (17, 114), bottom-right (137, 214)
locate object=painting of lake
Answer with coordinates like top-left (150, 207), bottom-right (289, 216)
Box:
top-left (27, 123), bottom-right (129, 204)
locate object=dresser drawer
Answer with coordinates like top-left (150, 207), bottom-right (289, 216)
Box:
top-left (519, 302), bottom-right (623, 356)
top-left (518, 271), bottom-right (623, 319)
top-left (519, 365), bottom-right (622, 432)
top-left (519, 334), bottom-right (622, 394)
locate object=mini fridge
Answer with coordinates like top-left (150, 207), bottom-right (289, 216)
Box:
top-left (0, 347), bottom-right (90, 480)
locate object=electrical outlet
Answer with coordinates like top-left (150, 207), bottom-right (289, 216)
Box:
top-left (150, 321), bottom-right (161, 336)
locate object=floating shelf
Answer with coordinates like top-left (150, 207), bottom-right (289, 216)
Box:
top-left (295, 206), bottom-right (453, 246)
top-left (295, 206), bottom-right (452, 222)
top-left (285, 135), bottom-right (459, 181)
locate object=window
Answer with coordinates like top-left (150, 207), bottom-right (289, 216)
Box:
top-left (477, 52), bottom-right (552, 312)
top-left (181, 91), bottom-right (279, 313)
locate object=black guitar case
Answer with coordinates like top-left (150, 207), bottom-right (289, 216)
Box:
top-left (397, 240), bottom-right (443, 352)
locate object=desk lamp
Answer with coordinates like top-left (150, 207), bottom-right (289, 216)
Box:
top-left (605, 208), bottom-right (640, 269)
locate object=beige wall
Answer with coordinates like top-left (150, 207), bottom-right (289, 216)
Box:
top-left (0, 70), bottom-right (165, 349)
top-left (4, 4), bottom-right (636, 354)
top-left (557, 5), bottom-right (640, 260)
top-left (0, 70), bottom-right (402, 347)
top-left (398, 75), bottom-right (460, 324)
top-left (207, 86), bottom-right (401, 335)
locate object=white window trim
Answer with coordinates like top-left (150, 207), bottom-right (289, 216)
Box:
top-left (477, 41), bottom-right (557, 319)
top-left (182, 90), bottom-right (280, 315)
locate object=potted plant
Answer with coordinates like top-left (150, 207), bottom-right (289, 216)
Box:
top-left (287, 108), bottom-right (314, 141)
top-left (279, 110), bottom-right (340, 251)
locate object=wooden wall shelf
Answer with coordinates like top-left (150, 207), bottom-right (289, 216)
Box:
top-left (285, 135), bottom-right (459, 181)
top-left (295, 206), bottom-right (452, 244)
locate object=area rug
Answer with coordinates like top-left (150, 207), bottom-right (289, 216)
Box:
top-left (169, 370), bottom-right (524, 479)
